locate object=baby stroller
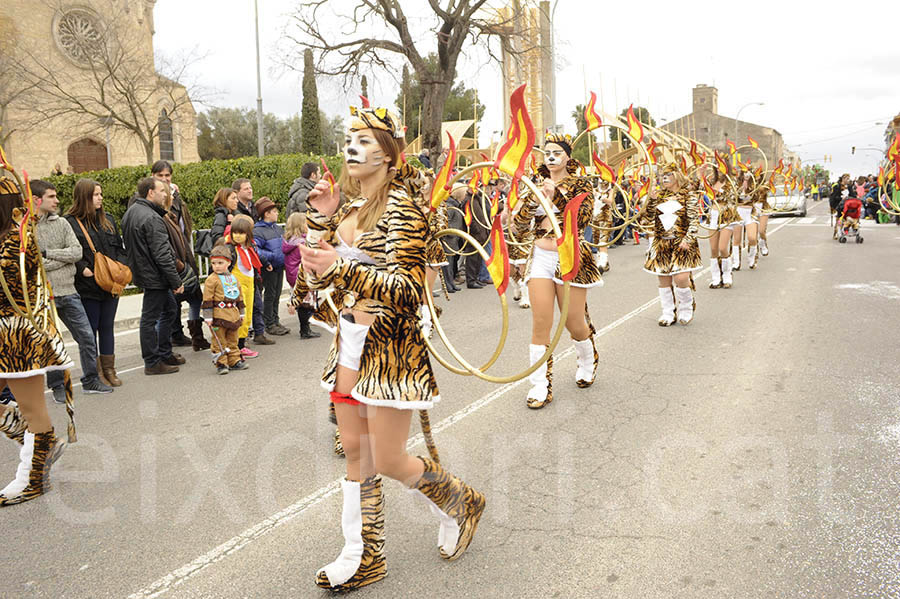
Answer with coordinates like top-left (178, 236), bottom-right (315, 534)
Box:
top-left (838, 218), bottom-right (863, 244)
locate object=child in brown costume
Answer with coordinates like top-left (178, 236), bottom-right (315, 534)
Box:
top-left (202, 244), bottom-right (248, 374)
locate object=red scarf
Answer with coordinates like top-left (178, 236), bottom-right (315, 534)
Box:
top-left (234, 244), bottom-right (262, 272)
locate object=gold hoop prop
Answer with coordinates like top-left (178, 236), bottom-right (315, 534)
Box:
top-left (427, 161), bottom-right (571, 383)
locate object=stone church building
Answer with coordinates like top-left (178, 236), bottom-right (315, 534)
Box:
top-left (662, 85), bottom-right (788, 167)
top-left (0, 0), bottom-right (199, 176)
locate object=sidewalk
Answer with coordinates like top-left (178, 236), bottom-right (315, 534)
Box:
top-left (58, 282), bottom-right (291, 342)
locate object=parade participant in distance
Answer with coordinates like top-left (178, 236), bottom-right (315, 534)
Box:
top-left (730, 169), bottom-right (757, 271)
top-left (753, 185), bottom-right (772, 261)
top-left (640, 164), bottom-right (702, 326)
top-left (299, 104), bottom-right (485, 592)
top-left (0, 175), bottom-right (72, 506)
top-left (512, 132), bottom-right (602, 409)
top-left (704, 164), bottom-right (739, 289)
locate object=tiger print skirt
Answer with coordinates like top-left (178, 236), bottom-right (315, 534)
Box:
top-left (0, 315), bottom-right (71, 377)
top-left (643, 237), bottom-right (703, 276)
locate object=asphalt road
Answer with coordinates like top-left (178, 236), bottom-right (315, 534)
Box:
top-left (3, 199), bottom-right (900, 599)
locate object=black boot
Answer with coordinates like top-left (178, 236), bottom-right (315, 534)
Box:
top-left (187, 319), bottom-right (211, 351)
top-left (442, 264), bottom-right (459, 292)
top-left (171, 321), bottom-right (192, 347)
top-left (300, 320), bottom-right (321, 339)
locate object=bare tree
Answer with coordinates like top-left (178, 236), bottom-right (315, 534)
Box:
top-left (4, 2), bottom-right (205, 164)
top-left (283, 1), bottom-right (538, 157)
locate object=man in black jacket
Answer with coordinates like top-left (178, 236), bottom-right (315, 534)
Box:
top-left (122, 177), bottom-right (185, 375)
top-left (287, 162), bottom-right (319, 217)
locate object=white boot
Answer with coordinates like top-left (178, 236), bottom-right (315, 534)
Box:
top-left (759, 238), bottom-right (769, 256)
top-left (596, 252), bottom-right (609, 272)
top-left (721, 257), bottom-right (734, 288)
top-left (573, 336), bottom-right (597, 388)
top-left (732, 244), bottom-right (741, 271)
top-left (658, 287), bottom-right (675, 327)
top-left (316, 476), bottom-right (386, 591)
top-left (526, 344), bottom-right (552, 409)
top-left (748, 245), bottom-right (758, 269)
top-left (0, 429), bottom-right (65, 506)
top-left (709, 258), bottom-right (722, 288)
top-left (518, 285), bottom-right (531, 309)
top-left (675, 287), bottom-right (695, 325)
top-left (511, 278), bottom-right (522, 302)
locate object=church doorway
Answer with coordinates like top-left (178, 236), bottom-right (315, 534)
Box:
top-left (67, 138), bottom-right (109, 173)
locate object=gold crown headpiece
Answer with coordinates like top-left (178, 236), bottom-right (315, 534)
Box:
top-left (349, 105), bottom-right (406, 139)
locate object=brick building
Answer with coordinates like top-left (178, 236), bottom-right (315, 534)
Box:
top-left (0, 0), bottom-right (199, 176)
top-left (661, 85), bottom-right (787, 168)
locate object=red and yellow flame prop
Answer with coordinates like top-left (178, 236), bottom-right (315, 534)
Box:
top-left (754, 165), bottom-right (763, 179)
top-left (785, 163), bottom-right (793, 178)
top-left (774, 158), bottom-right (784, 174)
top-left (429, 133), bottom-right (456, 211)
top-left (494, 84), bottom-right (535, 211)
top-left (715, 151), bottom-right (728, 174)
top-left (584, 92), bottom-right (603, 131)
top-left (485, 214), bottom-right (510, 296)
top-left (557, 193), bottom-right (587, 282)
top-left (625, 104), bottom-right (644, 143)
top-left (490, 190), bottom-right (500, 220)
top-left (726, 140), bottom-right (737, 155)
top-left (467, 168), bottom-right (481, 195)
top-left (464, 199), bottom-right (472, 228)
top-left (591, 153), bottom-right (616, 184)
top-left (616, 161), bottom-right (625, 183)
top-left (689, 141), bottom-right (703, 166)
top-left (702, 175), bottom-right (716, 201)
top-left (747, 136), bottom-right (759, 149)
top-left (646, 139), bottom-right (658, 165)
top-left (878, 166), bottom-right (885, 188)
top-left (888, 134), bottom-right (900, 162)
top-left (320, 158), bottom-right (336, 196)
top-left (637, 177), bottom-right (651, 199)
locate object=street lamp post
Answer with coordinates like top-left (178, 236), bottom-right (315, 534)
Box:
top-left (254, 0), bottom-right (264, 157)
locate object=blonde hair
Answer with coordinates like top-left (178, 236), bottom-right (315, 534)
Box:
top-left (284, 211), bottom-right (307, 239)
top-left (337, 128), bottom-right (405, 232)
top-left (161, 182), bottom-right (173, 211)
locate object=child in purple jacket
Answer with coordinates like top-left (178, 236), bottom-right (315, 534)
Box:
top-left (282, 213), bottom-right (320, 339)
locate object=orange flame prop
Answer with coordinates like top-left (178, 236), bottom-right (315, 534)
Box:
top-left (485, 214), bottom-right (510, 296)
top-left (584, 92), bottom-right (603, 131)
top-left (754, 165), bottom-right (763, 178)
top-left (646, 139), bottom-right (658, 165)
top-left (429, 133), bottom-right (456, 211)
top-left (679, 155), bottom-right (688, 173)
top-left (715, 151), bottom-right (728, 174)
top-left (726, 140), bottom-right (737, 155)
top-left (467, 168), bottom-right (481, 195)
top-left (359, 95), bottom-right (370, 108)
top-left (774, 158), bottom-right (784, 174)
top-left (464, 200), bottom-right (472, 228)
top-left (747, 136), bottom-right (759, 149)
top-left (689, 141), bottom-right (703, 166)
top-left (591, 153), bottom-right (616, 184)
top-left (0, 144), bottom-right (11, 170)
top-left (637, 177), bottom-right (651, 199)
top-left (625, 104), bottom-right (644, 143)
top-left (616, 161), bottom-right (625, 183)
top-left (320, 158), bottom-right (336, 196)
top-left (878, 166), bottom-right (885, 188)
top-left (494, 85), bottom-right (535, 208)
top-left (888, 134), bottom-right (900, 162)
top-left (785, 164), bottom-right (793, 178)
top-left (557, 193), bottom-right (587, 282)
top-left (702, 175), bottom-right (715, 201)
top-left (490, 190), bottom-right (500, 220)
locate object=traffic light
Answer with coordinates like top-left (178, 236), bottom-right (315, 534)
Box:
top-left (852, 146), bottom-right (856, 155)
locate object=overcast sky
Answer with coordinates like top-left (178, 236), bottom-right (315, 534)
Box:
top-left (154, 0), bottom-right (899, 177)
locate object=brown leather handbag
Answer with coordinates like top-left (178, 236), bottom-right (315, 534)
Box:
top-left (75, 218), bottom-right (132, 296)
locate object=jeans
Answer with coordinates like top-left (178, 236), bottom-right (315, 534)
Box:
top-left (81, 296), bottom-right (119, 355)
top-left (252, 284), bottom-right (265, 336)
top-left (140, 289), bottom-right (177, 368)
top-left (260, 267), bottom-right (284, 328)
top-left (173, 287), bottom-right (202, 334)
top-left (47, 294), bottom-right (99, 388)
top-left (478, 242), bottom-right (492, 281)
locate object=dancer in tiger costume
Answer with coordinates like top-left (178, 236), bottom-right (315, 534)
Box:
top-left (0, 175), bottom-right (73, 506)
top-left (640, 164), bottom-right (702, 325)
top-left (512, 132), bottom-right (602, 409)
top-left (754, 186), bottom-right (772, 260)
top-left (295, 105), bottom-right (485, 593)
top-left (730, 170), bottom-right (758, 271)
top-left (704, 164), bottom-right (740, 289)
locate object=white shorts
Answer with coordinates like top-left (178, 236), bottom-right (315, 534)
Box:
top-left (754, 202), bottom-right (765, 219)
top-left (527, 246), bottom-right (560, 283)
top-left (736, 206), bottom-right (753, 226)
top-left (337, 318), bottom-right (370, 371)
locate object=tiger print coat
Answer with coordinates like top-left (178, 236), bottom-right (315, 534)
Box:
top-left (512, 160), bottom-right (603, 287)
top-left (0, 226), bottom-right (72, 377)
top-left (640, 189), bottom-right (703, 275)
top-left (295, 168), bottom-right (439, 408)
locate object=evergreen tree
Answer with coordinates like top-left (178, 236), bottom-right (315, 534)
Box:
top-left (301, 49), bottom-right (322, 154)
top-left (361, 75), bottom-right (368, 101)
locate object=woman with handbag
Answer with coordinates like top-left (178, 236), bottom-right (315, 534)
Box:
top-left (66, 178), bottom-right (128, 386)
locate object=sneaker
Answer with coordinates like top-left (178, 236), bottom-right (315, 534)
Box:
top-left (251, 333), bottom-right (275, 346)
top-left (216, 364), bottom-right (230, 375)
top-left (82, 378), bottom-right (113, 394)
top-left (266, 324), bottom-right (291, 336)
top-left (240, 347), bottom-right (259, 359)
top-left (230, 360), bottom-right (249, 371)
top-left (163, 353), bottom-right (186, 366)
top-left (51, 387), bottom-right (67, 404)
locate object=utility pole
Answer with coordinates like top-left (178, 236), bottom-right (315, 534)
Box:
top-left (254, 0), bottom-right (264, 157)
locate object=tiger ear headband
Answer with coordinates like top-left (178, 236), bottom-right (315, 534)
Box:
top-left (544, 131), bottom-right (573, 156)
top-left (349, 105), bottom-right (406, 139)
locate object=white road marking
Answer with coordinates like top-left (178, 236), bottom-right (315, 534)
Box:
top-left (798, 217), bottom-right (816, 224)
top-left (836, 281), bottom-right (900, 300)
top-left (126, 216), bottom-right (800, 599)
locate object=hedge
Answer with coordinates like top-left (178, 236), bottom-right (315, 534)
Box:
top-left (45, 153), bottom-right (344, 229)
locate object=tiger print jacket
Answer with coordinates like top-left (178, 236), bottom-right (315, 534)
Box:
top-left (512, 160), bottom-right (602, 285)
top-left (639, 189), bottom-right (700, 244)
top-left (294, 166), bottom-right (439, 406)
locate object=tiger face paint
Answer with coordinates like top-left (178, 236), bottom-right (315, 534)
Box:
top-left (344, 128), bottom-right (388, 179)
top-left (543, 143), bottom-right (568, 173)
